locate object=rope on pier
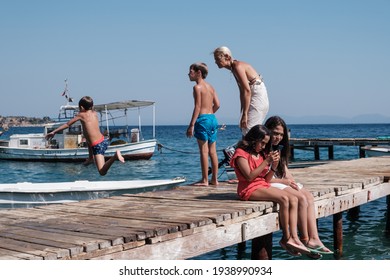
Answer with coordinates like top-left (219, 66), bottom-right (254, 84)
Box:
top-left (157, 143), bottom-right (234, 155)
top-left (157, 142), bottom-right (197, 154)
top-left (157, 142), bottom-right (228, 155)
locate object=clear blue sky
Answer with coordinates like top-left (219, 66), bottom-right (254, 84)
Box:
top-left (1, 0), bottom-right (389, 125)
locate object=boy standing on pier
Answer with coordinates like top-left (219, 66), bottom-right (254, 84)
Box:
top-left (45, 96), bottom-right (124, 176)
top-left (186, 62), bottom-right (220, 186)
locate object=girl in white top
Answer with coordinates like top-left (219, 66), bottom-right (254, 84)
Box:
top-left (265, 116), bottom-right (333, 257)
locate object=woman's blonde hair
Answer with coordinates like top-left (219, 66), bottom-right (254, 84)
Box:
top-left (213, 46), bottom-right (232, 58)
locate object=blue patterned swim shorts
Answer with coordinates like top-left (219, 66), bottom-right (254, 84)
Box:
top-left (91, 139), bottom-right (109, 155)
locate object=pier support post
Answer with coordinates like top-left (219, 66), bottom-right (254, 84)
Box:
top-left (328, 146), bottom-right (334, 160)
top-left (290, 146), bottom-right (295, 161)
top-left (333, 212), bottom-right (343, 259)
top-left (251, 233), bottom-right (273, 260)
top-left (314, 146), bottom-right (320, 160)
top-left (237, 241), bottom-right (246, 256)
top-left (359, 146), bottom-right (366, 158)
top-left (347, 206), bottom-right (360, 220)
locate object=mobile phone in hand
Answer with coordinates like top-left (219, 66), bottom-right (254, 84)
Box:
top-left (272, 144), bottom-right (284, 152)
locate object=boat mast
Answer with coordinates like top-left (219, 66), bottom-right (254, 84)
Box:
top-left (125, 108), bottom-right (129, 141)
top-left (62, 79), bottom-right (74, 105)
top-left (63, 79), bottom-right (69, 104)
top-left (138, 107), bottom-right (141, 138)
top-left (104, 105), bottom-right (109, 137)
top-left (153, 103), bottom-right (155, 138)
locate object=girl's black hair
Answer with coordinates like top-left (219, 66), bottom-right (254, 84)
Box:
top-left (264, 116), bottom-right (290, 177)
top-left (236, 125), bottom-right (272, 158)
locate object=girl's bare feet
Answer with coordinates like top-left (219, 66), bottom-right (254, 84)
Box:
top-left (279, 239), bottom-right (301, 257)
top-left (305, 238), bottom-right (333, 254)
top-left (286, 237), bottom-right (310, 255)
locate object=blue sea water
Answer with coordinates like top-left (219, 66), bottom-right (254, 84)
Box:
top-left (0, 123), bottom-right (389, 260)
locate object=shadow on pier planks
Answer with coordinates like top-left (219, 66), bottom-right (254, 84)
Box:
top-left (0, 156), bottom-right (389, 260)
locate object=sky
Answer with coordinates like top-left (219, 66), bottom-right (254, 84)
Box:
top-left (0, 0), bottom-right (389, 125)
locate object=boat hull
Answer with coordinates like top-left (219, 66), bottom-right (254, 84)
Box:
top-left (362, 145), bottom-right (390, 157)
top-left (0, 139), bottom-right (157, 162)
top-left (0, 177), bottom-right (186, 208)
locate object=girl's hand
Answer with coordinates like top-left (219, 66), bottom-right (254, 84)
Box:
top-left (270, 150), bottom-right (280, 164)
top-left (265, 153), bottom-right (273, 164)
top-left (290, 181), bottom-right (300, 190)
top-left (266, 150), bottom-right (279, 164)
top-left (283, 179), bottom-right (300, 190)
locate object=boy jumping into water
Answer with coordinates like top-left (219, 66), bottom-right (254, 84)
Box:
top-left (186, 62), bottom-right (220, 186)
top-left (45, 96), bottom-right (124, 176)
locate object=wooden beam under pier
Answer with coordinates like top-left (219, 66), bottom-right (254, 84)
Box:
top-left (0, 157), bottom-right (389, 260)
top-left (289, 137), bottom-right (390, 160)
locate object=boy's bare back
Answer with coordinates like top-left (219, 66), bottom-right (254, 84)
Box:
top-left (193, 80), bottom-right (219, 115)
top-left (77, 110), bottom-right (104, 145)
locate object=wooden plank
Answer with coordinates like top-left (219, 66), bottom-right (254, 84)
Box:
top-left (0, 230), bottom-right (71, 259)
top-left (290, 138), bottom-right (390, 146)
top-left (91, 213), bottom-right (280, 260)
top-left (0, 247), bottom-right (38, 260)
top-left (40, 202), bottom-right (207, 231)
top-left (0, 236), bottom-right (59, 260)
top-left (28, 207), bottom-right (156, 239)
top-left (4, 224), bottom-right (102, 253)
top-left (314, 183), bottom-right (390, 218)
top-left (0, 216), bottom-right (125, 244)
top-left (6, 221), bottom-right (114, 249)
top-left (0, 212), bottom-right (141, 243)
top-left (69, 194), bottom-right (270, 226)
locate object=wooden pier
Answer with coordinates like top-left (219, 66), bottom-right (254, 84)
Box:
top-left (290, 137), bottom-right (390, 160)
top-left (0, 157), bottom-right (389, 260)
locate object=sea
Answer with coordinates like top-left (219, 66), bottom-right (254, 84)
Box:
top-left (0, 123), bottom-right (389, 260)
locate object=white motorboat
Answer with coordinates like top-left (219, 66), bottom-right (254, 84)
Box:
top-left (0, 98), bottom-right (157, 162)
top-left (361, 145), bottom-right (390, 157)
top-left (0, 177), bottom-right (186, 208)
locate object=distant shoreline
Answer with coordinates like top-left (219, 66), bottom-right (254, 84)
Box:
top-left (1, 121), bottom-right (389, 130)
top-left (0, 116), bottom-right (52, 129)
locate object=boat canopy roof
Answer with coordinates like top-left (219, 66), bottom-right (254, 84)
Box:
top-left (94, 100), bottom-right (155, 112)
